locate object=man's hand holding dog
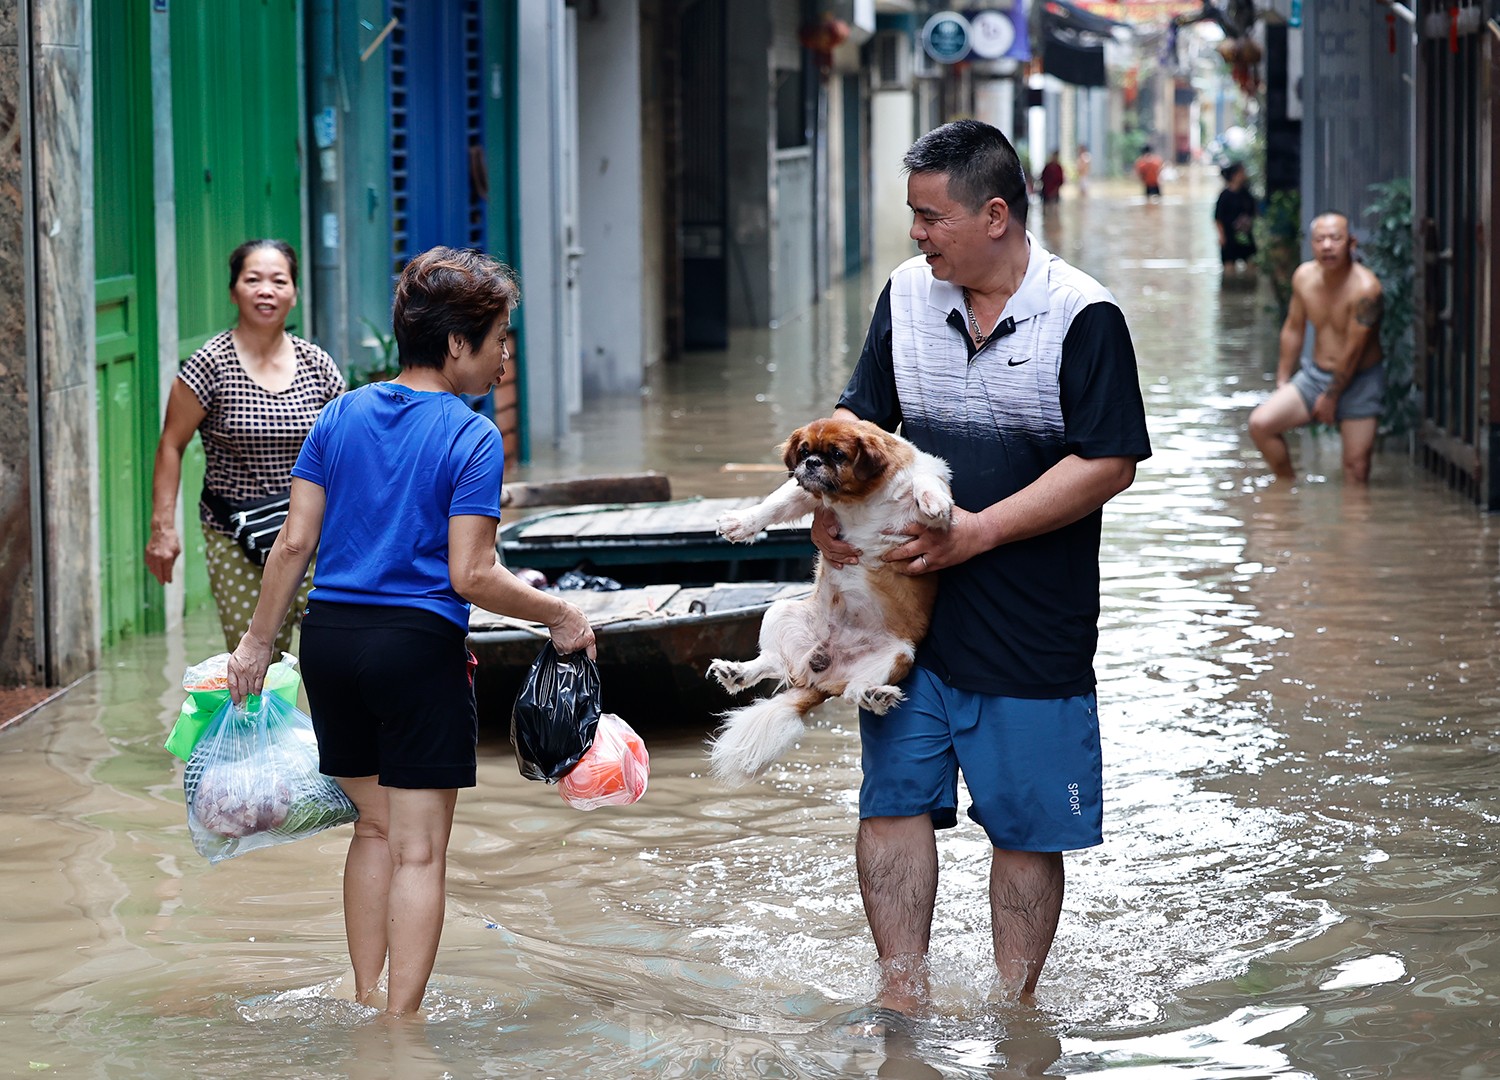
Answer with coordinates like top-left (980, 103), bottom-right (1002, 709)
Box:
top-left (883, 504), bottom-right (988, 574)
top-left (811, 505), bottom-right (862, 568)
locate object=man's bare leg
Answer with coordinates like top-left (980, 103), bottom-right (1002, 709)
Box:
top-left (990, 849), bottom-right (1064, 1001)
top-left (857, 815), bottom-right (937, 1015)
top-left (1339, 416), bottom-right (1377, 484)
top-left (1248, 384), bottom-right (1312, 480)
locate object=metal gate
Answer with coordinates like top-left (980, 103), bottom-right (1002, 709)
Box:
top-left (171, 0), bottom-right (305, 609)
top-left (1414, 1), bottom-right (1496, 505)
top-left (388, 0), bottom-right (487, 275)
top-left (93, 0), bottom-right (159, 645)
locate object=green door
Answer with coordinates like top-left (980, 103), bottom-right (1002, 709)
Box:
top-left (93, 0), bottom-right (160, 646)
top-left (171, 0), bottom-right (304, 611)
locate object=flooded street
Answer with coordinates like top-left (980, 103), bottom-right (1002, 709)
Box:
top-left (6, 172), bottom-right (1500, 1078)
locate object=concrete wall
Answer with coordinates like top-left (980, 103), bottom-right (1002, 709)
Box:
top-left (576, 0), bottom-right (644, 396)
top-left (149, 4), bottom-right (181, 630)
top-left (0, 1), bottom-right (35, 683)
top-left (5, 0), bottom-right (97, 684)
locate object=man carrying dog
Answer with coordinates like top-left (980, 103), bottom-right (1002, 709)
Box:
top-left (815, 119), bottom-right (1151, 1014)
top-left (1247, 212), bottom-right (1385, 484)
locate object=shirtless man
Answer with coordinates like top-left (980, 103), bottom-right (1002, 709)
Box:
top-left (1248, 212), bottom-right (1385, 484)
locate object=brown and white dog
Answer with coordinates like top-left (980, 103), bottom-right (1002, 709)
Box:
top-left (706, 416), bottom-right (953, 783)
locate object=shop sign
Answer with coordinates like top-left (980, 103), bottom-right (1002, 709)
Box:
top-left (921, 11), bottom-right (973, 64)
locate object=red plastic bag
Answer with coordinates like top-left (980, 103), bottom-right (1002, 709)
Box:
top-left (557, 712), bottom-right (649, 811)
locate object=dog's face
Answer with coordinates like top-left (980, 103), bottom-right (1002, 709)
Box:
top-left (780, 417), bottom-right (905, 500)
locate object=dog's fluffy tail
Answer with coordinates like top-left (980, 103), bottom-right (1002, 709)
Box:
top-left (708, 687), bottom-right (827, 785)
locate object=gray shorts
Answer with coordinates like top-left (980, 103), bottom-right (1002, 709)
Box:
top-left (1290, 353), bottom-right (1384, 421)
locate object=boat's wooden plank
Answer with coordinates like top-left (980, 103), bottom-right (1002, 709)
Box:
top-left (508, 498), bottom-right (777, 544)
top-left (469, 584), bottom-right (682, 633)
top-left (501, 472), bottom-right (671, 508)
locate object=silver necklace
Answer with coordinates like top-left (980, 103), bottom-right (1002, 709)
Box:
top-left (962, 288), bottom-right (987, 346)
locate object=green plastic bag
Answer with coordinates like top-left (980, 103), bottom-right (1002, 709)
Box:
top-left (164, 652), bottom-right (302, 762)
top-left (184, 693), bottom-right (356, 864)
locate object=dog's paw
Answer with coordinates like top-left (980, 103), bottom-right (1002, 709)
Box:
top-left (855, 685), bottom-right (905, 715)
top-left (913, 480), bottom-right (953, 527)
top-left (708, 658), bottom-right (751, 693)
top-left (717, 510), bottom-right (762, 544)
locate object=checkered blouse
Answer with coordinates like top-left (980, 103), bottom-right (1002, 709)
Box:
top-left (177, 330), bottom-right (345, 534)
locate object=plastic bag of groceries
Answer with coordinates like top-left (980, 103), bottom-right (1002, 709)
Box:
top-left (557, 712), bottom-right (649, 811)
top-left (511, 641), bottom-right (602, 782)
top-left (183, 693), bottom-right (357, 864)
top-left (165, 652), bottom-right (302, 762)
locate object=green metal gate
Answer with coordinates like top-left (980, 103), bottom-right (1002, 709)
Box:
top-left (93, 0), bottom-right (160, 646)
top-left (170, 0), bottom-right (305, 610)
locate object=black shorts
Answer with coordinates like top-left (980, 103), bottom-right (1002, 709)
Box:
top-left (300, 601), bottom-right (478, 789)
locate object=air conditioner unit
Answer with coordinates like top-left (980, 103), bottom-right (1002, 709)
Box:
top-left (871, 30), bottom-right (912, 91)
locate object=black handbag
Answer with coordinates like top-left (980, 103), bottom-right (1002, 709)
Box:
top-left (202, 488), bottom-right (291, 567)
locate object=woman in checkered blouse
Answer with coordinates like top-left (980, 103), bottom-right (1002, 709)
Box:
top-left (145, 239), bottom-right (345, 653)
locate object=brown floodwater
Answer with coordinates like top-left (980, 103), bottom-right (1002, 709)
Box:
top-left (5, 172), bottom-right (1500, 1078)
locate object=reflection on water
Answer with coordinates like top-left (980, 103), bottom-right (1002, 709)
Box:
top-left (7, 174), bottom-right (1500, 1077)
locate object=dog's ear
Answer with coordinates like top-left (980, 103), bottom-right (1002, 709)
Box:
top-left (850, 432), bottom-right (888, 485)
top-left (780, 427), bottom-right (807, 471)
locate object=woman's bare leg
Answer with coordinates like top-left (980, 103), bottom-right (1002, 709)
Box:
top-left (382, 786), bottom-right (458, 1017)
top-left (337, 776), bottom-right (393, 1004)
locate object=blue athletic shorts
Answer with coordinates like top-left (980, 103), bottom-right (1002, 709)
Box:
top-left (858, 666), bottom-right (1103, 852)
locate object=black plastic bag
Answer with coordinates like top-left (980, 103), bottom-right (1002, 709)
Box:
top-left (511, 641), bottom-right (602, 782)
top-left (555, 567), bottom-right (622, 592)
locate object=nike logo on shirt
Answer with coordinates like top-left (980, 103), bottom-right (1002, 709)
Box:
top-left (1007, 357), bottom-right (1032, 367)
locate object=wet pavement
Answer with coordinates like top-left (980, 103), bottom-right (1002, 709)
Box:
top-left (4, 171), bottom-right (1500, 1077)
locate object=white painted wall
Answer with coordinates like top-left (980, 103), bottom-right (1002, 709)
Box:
top-left (870, 90), bottom-right (915, 274)
top-left (576, 0), bottom-right (645, 396)
top-left (517, 0), bottom-right (567, 448)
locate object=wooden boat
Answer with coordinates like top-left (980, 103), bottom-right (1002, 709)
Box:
top-left (468, 497), bottom-right (814, 724)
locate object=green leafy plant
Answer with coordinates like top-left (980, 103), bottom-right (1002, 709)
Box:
top-left (347, 317), bottom-right (398, 388)
top-left (1253, 188), bottom-right (1301, 319)
top-left (1360, 178), bottom-right (1416, 439)
top-left (1115, 127), bottom-right (1150, 176)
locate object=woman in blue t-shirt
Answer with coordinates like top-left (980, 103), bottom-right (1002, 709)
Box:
top-left (227, 247), bottom-right (595, 1018)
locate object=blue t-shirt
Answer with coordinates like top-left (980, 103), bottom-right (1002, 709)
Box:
top-left (291, 382), bottom-right (504, 629)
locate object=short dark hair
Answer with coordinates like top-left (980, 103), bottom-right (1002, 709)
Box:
top-left (903, 119), bottom-right (1029, 227)
top-left (391, 247), bottom-right (521, 370)
top-left (1220, 162), bottom-right (1245, 183)
top-left (228, 238), bottom-right (298, 290)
